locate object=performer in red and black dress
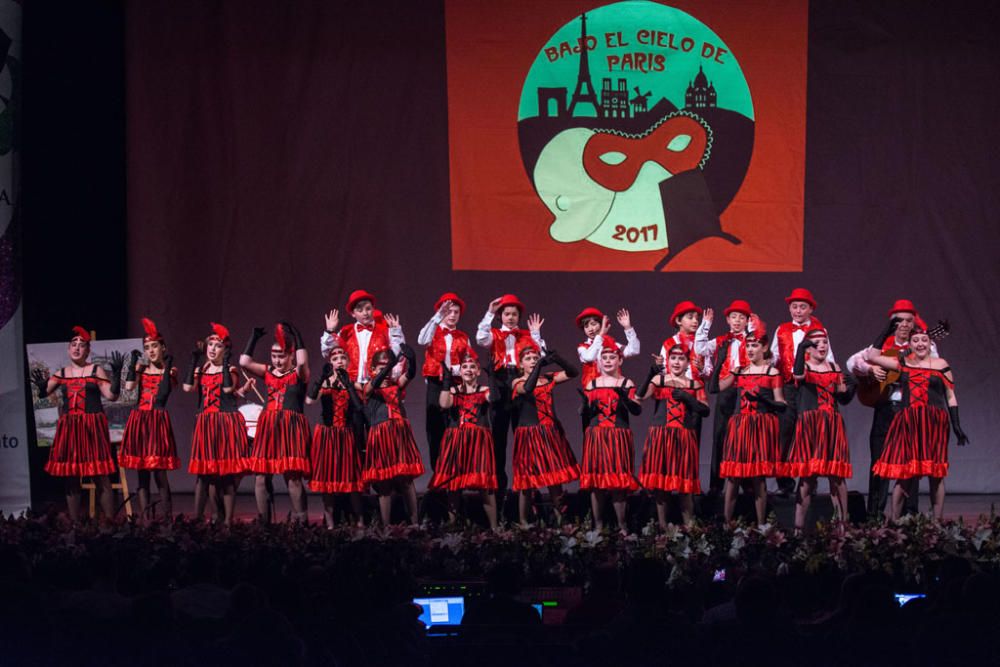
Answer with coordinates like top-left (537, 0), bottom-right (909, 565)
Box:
top-left (710, 324), bottom-right (785, 525)
top-left (361, 342), bottom-right (424, 525)
top-left (305, 347), bottom-right (365, 528)
top-left (580, 345), bottom-right (640, 532)
top-left (118, 318), bottom-right (180, 521)
top-left (511, 342), bottom-right (579, 528)
top-left (866, 326), bottom-right (968, 521)
top-left (417, 292), bottom-right (473, 471)
top-left (241, 322), bottom-right (311, 523)
top-left (476, 294), bottom-right (547, 491)
top-left (33, 326), bottom-right (123, 522)
top-left (429, 351), bottom-right (499, 530)
top-left (778, 327), bottom-right (854, 531)
top-left (771, 288), bottom-right (834, 496)
top-left (183, 323), bottom-right (248, 525)
top-left (638, 344), bottom-right (709, 527)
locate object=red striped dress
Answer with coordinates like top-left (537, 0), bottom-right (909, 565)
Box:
top-left (872, 362), bottom-right (953, 479)
top-left (779, 367), bottom-right (851, 478)
top-left (511, 374), bottom-right (579, 491)
top-left (719, 369), bottom-right (783, 479)
top-left (309, 382), bottom-right (364, 493)
top-left (119, 369), bottom-right (180, 470)
top-left (639, 380), bottom-right (704, 493)
top-left (247, 369), bottom-right (311, 475)
top-left (363, 384), bottom-right (425, 483)
top-left (579, 381), bottom-right (639, 491)
top-left (44, 367), bottom-right (117, 477)
top-left (429, 387), bottom-right (497, 491)
top-left (188, 367), bottom-right (249, 475)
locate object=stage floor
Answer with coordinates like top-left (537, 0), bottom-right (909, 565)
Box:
top-left (150, 492), bottom-right (1000, 526)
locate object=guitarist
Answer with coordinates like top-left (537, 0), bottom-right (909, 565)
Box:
top-left (847, 299), bottom-right (938, 519)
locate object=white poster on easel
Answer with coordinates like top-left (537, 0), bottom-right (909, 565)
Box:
top-left (0, 0), bottom-right (25, 517)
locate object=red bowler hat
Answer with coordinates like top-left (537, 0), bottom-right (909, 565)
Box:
top-left (888, 299), bottom-right (918, 316)
top-left (498, 293), bottom-right (525, 314)
top-left (670, 300), bottom-right (702, 326)
top-left (346, 289), bottom-right (376, 312)
top-left (724, 299), bottom-right (752, 317)
top-left (575, 307), bottom-right (604, 328)
top-left (785, 288), bottom-right (817, 309)
top-left (434, 292), bottom-right (466, 314)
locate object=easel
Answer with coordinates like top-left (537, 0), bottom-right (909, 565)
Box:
top-left (81, 452), bottom-right (133, 519)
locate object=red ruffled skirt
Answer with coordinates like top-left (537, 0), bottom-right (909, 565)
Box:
top-left (872, 405), bottom-right (950, 479)
top-left (777, 409), bottom-right (852, 478)
top-left (188, 411), bottom-right (249, 475)
top-left (579, 427), bottom-right (638, 490)
top-left (363, 418), bottom-right (425, 483)
top-left (512, 423), bottom-right (579, 491)
top-left (118, 409), bottom-right (180, 470)
top-left (429, 424), bottom-right (497, 491)
top-left (45, 413), bottom-right (116, 477)
top-left (246, 409), bottom-right (312, 475)
top-left (720, 412), bottom-right (780, 479)
top-left (309, 424), bottom-right (364, 493)
top-left (639, 425), bottom-right (701, 493)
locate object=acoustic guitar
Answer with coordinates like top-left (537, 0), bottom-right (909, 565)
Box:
top-left (857, 320), bottom-right (950, 407)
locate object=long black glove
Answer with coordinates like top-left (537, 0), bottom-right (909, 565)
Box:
top-left (871, 316), bottom-right (902, 350)
top-left (522, 357), bottom-right (545, 393)
top-left (746, 391), bottom-right (786, 413)
top-left (108, 351), bottom-right (125, 399)
top-left (708, 339), bottom-right (732, 394)
top-left (617, 383), bottom-right (642, 416)
top-left (307, 363), bottom-right (333, 400)
top-left (280, 321), bottom-right (305, 350)
top-left (793, 339), bottom-right (815, 377)
top-left (184, 346), bottom-right (203, 385)
top-left (441, 366), bottom-right (454, 391)
top-left (31, 369), bottom-right (50, 398)
top-left (399, 343), bottom-right (417, 381)
top-left (637, 363), bottom-right (662, 398)
top-left (154, 354), bottom-right (174, 404)
top-left (221, 348), bottom-right (233, 390)
top-left (338, 368), bottom-right (364, 412)
top-left (125, 349), bottom-right (141, 383)
top-left (243, 326), bottom-right (266, 358)
top-left (368, 349), bottom-right (397, 391)
top-left (836, 372), bottom-right (857, 405)
top-left (949, 406), bottom-right (970, 446)
top-left (482, 363), bottom-right (501, 403)
top-left (543, 350), bottom-right (579, 379)
top-left (576, 388), bottom-right (592, 424)
top-left (673, 388), bottom-right (710, 417)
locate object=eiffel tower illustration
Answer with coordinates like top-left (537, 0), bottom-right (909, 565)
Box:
top-left (567, 13), bottom-right (601, 117)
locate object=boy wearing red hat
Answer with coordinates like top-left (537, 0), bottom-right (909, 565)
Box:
top-left (417, 292), bottom-right (473, 470)
top-left (694, 300), bottom-right (759, 494)
top-left (576, 307), bottom-right (640, 388)
top-left (659, 300), bottom-right (707, 380)
top-left (319, 290), bottom-right (405, 384)
top-left (475, 294), bottom-right (547, 490)
top-left (847, 299), bottom-right (938, 519)
top-left (771, 288), bottom-right (834, 496)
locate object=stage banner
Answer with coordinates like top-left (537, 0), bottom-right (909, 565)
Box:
top-left (0, 0), bottom-right (25, 516)
top-left (446, 0), bottom-right (807, 271)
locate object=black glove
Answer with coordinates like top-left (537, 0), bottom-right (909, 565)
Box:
top-left (280, 321), bottom-right (305, 350)
top-left (442, 368), bottom-right (454, 391)
top-left (543, 350), bottom-right (579, 378)
top-left (793, 339), bottom-right (815, 377)
top-left (221, 348), bottom-right (233, 390)
top-left (399, 343), bottom-right (417, 381)
top-left (576, 388), bottom-right (592, 422)
top-left (31, 368), bottom-right (50, 398)
top-left (871, 316), bottom-right (902, 350)
top-left (108, 351), bottom-right (125, 398)
top-left (308, 363), bottom-right (333, 400)
top-left (154, 354), bottom-right (174, 404)
top-left (949, 406), bottom-right (969, 446)
top-left (339, 369), bottom-right (364, 412)
top-left (673, 387), bottom-right (710, 417)
top-left (126, 349), bottom-right (141, 383)
top-left (482, 363), bottom-right (500, 403)
top-left (368, 350), bottom-right (397, 391)
top-left (836, 372), bottom-right (857, 405)
top-left (617, 384), bottom-right (642, 416)
top-left (708, 339), bottom-right (733, 394)
top-left (184, 346), bottom-right (203, 385)
top-left (522, 357), bottom-right (545, 393)
top-left (746, 391), bottom-right (785, 413)
top-left (637, 363), bottom-right (662, 398)
top-left (243, 326), bottom-right (266, 358)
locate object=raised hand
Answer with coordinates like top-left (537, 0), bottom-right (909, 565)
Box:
top-left (31, 368), bottom-right (50, 397)
top-left (321, 363), bottom-right (335, 380)
top-left (129, 349), bottom-right (142, 367)
top-left (324, 309), bottom-right (340, 332)
top-left (599, 315), bottom-right (612, 336)
top-left (383, 313), bottom-right (400, 329)
top-left (437, 300), bottom-right (454, 318)
top-left (527, 313), bottom-right (544, 333)
top-left (702, 307), bottom-right (714, 325)
top-left (488, 297), bottom-right (503, 314)
top-left (108, 350), bottom-right (125, 376)
top-left (616, 308), bottom-right (631, 329)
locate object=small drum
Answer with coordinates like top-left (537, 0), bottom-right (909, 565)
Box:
top-left (238, 403), bottom-right (263, 439)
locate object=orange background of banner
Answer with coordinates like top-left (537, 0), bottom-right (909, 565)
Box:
top-left (446, 0), bottom-right (808, 272)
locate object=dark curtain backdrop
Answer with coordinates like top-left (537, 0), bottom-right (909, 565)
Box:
top-left (121, 0), bottom-right (1000, 493)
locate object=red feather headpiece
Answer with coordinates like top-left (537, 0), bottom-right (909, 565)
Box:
top-left (70, 326), bottom-right (91, 343)
top-left (140, 317), bottom-right (163, 342)
top-left (209, 322), bottom-right (231, 343)
top-left (274, 323), bottom-right (291, 352)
